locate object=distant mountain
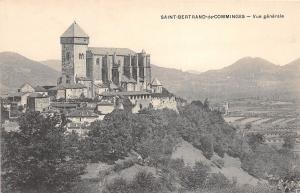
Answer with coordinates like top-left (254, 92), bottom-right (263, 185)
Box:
top-left (150, 57), bottom-right (299, 101)
top-left (40, 59), bottom-right (61, 71)
top-left (185, 70), bottom-right (202, 74)
top-left (0, 52), bottom-right (59, 94)
top-left (2, 53), bottom-right (299, 101)
top-left (41, 56), bottom-right (300, 101)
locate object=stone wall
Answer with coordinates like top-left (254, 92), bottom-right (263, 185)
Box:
top-left (151, 97), bottom-right (178, 112)
top-left (65, 88), bottom-right (84, 99)
top-left (34, 97), bottom-right (50, 112)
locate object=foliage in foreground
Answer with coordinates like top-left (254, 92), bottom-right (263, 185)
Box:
top-left (101, 162), bottom-right (277, 193)
top-left (1, 112), bottom-right (86, 193)
top-left (84, 100), bottom-right (299, 181)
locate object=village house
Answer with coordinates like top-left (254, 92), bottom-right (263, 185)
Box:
top-left (65, 109), bottom-right (100, 135)
top-left (18, 83), bottom-right (34, 93)
top-left (52, 83), bottom-right (87, 100)
top-left (96, 101), bottom-right (115, 119)
top-left (151, 78), bottom-right (163, 94)
top-left (34, 86), bottom-right (48, 96)
top-left (27, 93), bottom-right (50, 112)
top-left (49, 102), bottom-right (79, 113)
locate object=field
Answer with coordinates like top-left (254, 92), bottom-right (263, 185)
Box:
top-left (222, 98), bottom-right (300, 152)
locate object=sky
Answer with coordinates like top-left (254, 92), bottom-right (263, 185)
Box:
top-left (0, 0), bottom-right (299, 72)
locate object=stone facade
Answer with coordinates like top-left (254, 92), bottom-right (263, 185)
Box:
top-left (55, 84), bottom-right (87, 100)
top-left (27, 94), bottom-right (50, 112)
top-left (18, 83), bottom-right (34, 93)
top-left (58, 22), bottom-right (153, 95)
top-left (151, 96), bottom-right (178, 112)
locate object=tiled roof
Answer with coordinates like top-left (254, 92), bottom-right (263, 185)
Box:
top-left (97, 101), bottom-right (114, 106)
top-left (42, 86), bottom-right (56, 90)
top-left (152, 78), bottom-right (162, 86)
top-left (76, 77), bottom-right (93, 81)
top-left (34, 86), bottom-right (47, 92)
top-left (121, 76), bottom-right (136, 83)
top-left (66, 109), bottom-right (99, 117)
top-left (61, 22), bottom-right (89, 38)
top-left (28, 93), bottom-right (47, 98)
top-left (51, 102), bottom-right (79, 108)
top-left (109, 83), bottom-right (119, 90)
top-left (7, 92), bottom-right (28, 97)
top-left (100, 91), bottom-right (151, 96)
top-left (94, 83), bottom-right (109, 88)
top-left (19, 83), bottom-right (33, 89)
top-left (52, 83), bottom-right (86, 90)
top-left (88, 47), bottom-right (136, 56)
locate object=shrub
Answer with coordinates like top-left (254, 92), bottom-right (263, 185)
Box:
top-left (200, 135), bottom-right (214, 159)
top-left (104, 178), bottom-right (129, 193)
top-left (178, 161), bottom-right (210, 191)
top-left (104, 170), bottom-right (161, 193)
top-left (206, 173), bottom-right (231, 188)
top-left (1, 112), bottom-right (86, 193)
top-left (214, 143), bottom-right (225, 158)
top-left (112, 159), bottom-right (136, 173)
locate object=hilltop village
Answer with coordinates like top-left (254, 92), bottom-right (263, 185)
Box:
top-left (1, 22), bottom-right (298, 150)
top-left (1, 22), bottom-right (299, 193)
top-left (1, 22), bottom-right (179, 135)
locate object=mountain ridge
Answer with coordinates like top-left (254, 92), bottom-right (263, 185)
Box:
top-left (0, 52), bottom-right (59, 94)
top-left (1, 52), bottom-right (299, 101)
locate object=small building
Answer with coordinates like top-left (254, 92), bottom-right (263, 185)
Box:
top-left (109, 82), bottom-right (121, 92)
top-left (65, 109), bottom-right (100, 135)
top-left (121, 76), bottom-right (137, 91)
top-left (34, 86), bottom-right (48, 96)
top-left (7, 93), bottom-right (22, 105)
top-left (53, 83), bottom-right (87, 100)
top-left (76, 77), bottom-right (93, 98)
top-left (50, 102), bottom-right (79, 112)
top-left (41, 86), bottom-right (57, 99)
top-left (100, 91), bottom-right (152, 113)
top-left (96, 101), bottom-right (115, 119)
top-left (66, 109), bottom-right (100, 123)
top-left (151, 78), bottom-right (163, 93)
top-left (94, 82), bottom-right (109, 95)
top-left (18, 83), bottom-right (34, 93)
top-left (27, 93), bottom-right (50, 112)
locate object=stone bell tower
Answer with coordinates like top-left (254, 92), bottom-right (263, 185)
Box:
top-left (60, 22), bottom-right (89, 83)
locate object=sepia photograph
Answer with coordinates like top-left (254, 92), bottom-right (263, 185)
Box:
top-left (0, 0), bottom-right (299, 193)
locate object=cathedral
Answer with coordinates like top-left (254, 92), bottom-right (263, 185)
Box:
top-left (57, 22), bottom-right (158, 98)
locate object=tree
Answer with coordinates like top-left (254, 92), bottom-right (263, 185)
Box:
top-left (85, 110), bottom-right (134, 162)
top-left (247, 133), bottom-right (265, 150)
top-left (282, 135), bottom-right (296, 150)
top-left (1, 112), bottom-right (86, 193)
top-left (245, 123), bottom-right (252, 130)
top-left (203, 98), bottom-right (210, 110)
top-left (178, 161), bottom-right (210, 191)
top-left (199, 135), bottom-right (214, 159)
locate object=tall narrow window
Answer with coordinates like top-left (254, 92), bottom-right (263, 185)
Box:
top-left (79, 53), bottom-right (85, 59)
top-left (66, 52), bottom-right (70, 61)
top-left (96, 58), bottom-right (100, 65)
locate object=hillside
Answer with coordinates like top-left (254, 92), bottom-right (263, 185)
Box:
top-left (156, 57), bottom-right (299, 101)
top-left (0, 52), bottom-right (59, 94)
top-left (40, 59), bottom-right (61, 71)
top-left (171, 140), bottom-right (262, 186)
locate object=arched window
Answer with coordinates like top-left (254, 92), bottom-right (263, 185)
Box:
top-left (79, 53), bottom-right (85, 59)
